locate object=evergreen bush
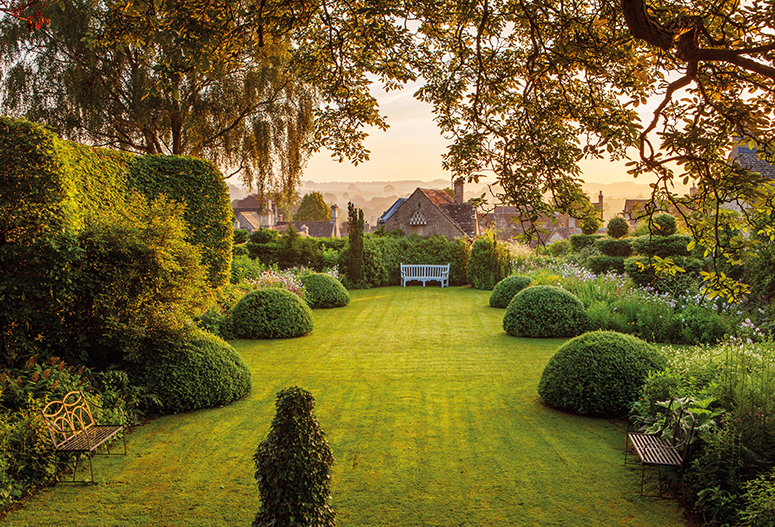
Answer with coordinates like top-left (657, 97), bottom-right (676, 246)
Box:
top-left (300, 273), bottom-right (350, 309)
top-left (653, 213), bottom-right (678, 236)
top-left (595, 238), bottom-right (633, 257)
top-left (630, 234), bottom-right (692, 258)
top-left (489, 276), bottom-right (532, 308)
top-left (468, 232), bottom-right (510, 290)
top-left (587, 255), bottom-right (626, 275)
top-left (253, 387), bottom-right (336, 527)
top-left (537, 331), bottom-right (664, 416)
top-left (143, 327), bottom-right (252, 413)
top-left (569, 234), bottom-right (603, 252)
top-left (606, 217), bottom-right (629, 239)
top-left (503, 285), bottom-right (589, 338)
top-left (231, 288), bottom-right (313, 339)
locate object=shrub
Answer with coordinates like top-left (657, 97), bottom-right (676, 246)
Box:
top-left (607, 217), bottom-right (629, 239)
top-left (249, 227), bottom-right (279, 244)
top-left (740, 468), bottom-right (775, 527)
top-left (234, 229), bottom-right (250, 245)
top-left (253, 387), bottom-right (336, 527)
top-left (537, 331), bottom-right (664, 416)
top-left (489, 276), bottom-right (532, 308)
top-left (300, 273), bottom-right (350, 309)
top-left (587, 255), bottom-right (626, 275)
top-left (545, 239), bottom-right (570, 257)
top-left (468, 232), bottom-right (510, 290)
top-left (231, 255), bottom-right (269, 284)
top-left (630, 234), bottom-right (692, 258)
top-left (678, 305), bottom-right (730, 345)
top-left (595, 238), bottom-right (633, 257)
top-left (569, 234), bottom-right (603, 252)
top-left (142, 327), bottom-right (252, 413)
top-left (503, 285), bottom-right (589, 338)
top-left (653, 213), bottom-right (678, 236)
top-left (231, 288), bottom-right (313, 339)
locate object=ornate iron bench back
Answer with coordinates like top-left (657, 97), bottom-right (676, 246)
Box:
top-left (41, 390), bottom-right (96, 449)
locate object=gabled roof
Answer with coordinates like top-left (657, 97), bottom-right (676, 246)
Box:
top-left (235, 211), bottom-right (262, 230)
top-left (233, 194), bottom-right (262, 212)
top-left (416, 188), bottom-right (478, 238)
top-left (378, 198), bottom-right (407, 224)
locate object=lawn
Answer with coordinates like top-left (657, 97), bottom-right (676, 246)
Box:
top-left (4, 286), bottom-right (685, 526)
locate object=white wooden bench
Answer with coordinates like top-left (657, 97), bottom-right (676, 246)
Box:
top-left (400, 264), bottom-right (450, 287)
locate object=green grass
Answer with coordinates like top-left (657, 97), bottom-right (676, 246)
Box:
top-left (4, 286), bottom-right (685, 526)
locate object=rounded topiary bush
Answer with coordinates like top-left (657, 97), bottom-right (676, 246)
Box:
top-left (300, 273), bottom-right (350, 309)
top-left (503, 285), bottom-right (589, 338)
top-left (489, 275), bottom-right (532, 308)
top-left (231, 288), bottom-right (313, 339)
top-left (144, 328), bottom-right (252, 413)
top-left (606, 217), bottom-right (629, 239)
top-left (538, 331), bottom-right (664, 416)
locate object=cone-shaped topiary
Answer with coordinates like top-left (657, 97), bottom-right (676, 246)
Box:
top-left (231, 288), bottom-right (313, 339)
top-left (300, 273), bottom-right (350, 309)
top-left (538, 331), bottom-right (665, 416)
top-left (503, 285), bottom-right (589, 338)
top-left (489, 275), bottom-right (532, 308)
top-left (143, 327), bottom-right (252, 413)
top-left (253, 387), bottom-right (336, 527)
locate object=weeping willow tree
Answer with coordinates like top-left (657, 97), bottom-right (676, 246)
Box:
top-left (0, 0), bottom-right (314, 201)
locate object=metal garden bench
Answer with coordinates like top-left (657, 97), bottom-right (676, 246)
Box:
top-left (400, 263), bottom-right (450, 287)
top-left (41, 390), bottom-right (127, 484)
top-left (624, 398), bottom-right (695, 498)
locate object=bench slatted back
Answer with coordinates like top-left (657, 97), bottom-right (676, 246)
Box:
top-left (41, 391), bottom-right (96, 449)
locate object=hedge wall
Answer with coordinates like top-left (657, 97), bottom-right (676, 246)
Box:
top-left (128, 156), bottom-right (233, 287)
top-left (0, 117), bottom-right (232, 287)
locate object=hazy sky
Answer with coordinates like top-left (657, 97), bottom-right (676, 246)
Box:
top-left (305, 81), bottom-right (640, 186)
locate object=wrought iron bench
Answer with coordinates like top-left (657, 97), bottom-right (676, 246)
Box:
top-left (624, 398), bottom-right (695, 498)
top-left (41, 390), bottom-right (127, 484)
top-left (400, 263), bottom-right (450, 287)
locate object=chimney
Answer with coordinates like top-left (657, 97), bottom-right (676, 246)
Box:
top-left (454, 178), bottom-right (464, 204)
top-left (330, 204), bottom-right (338, 223)
top-left (598, 191), bottom-right (603, 207)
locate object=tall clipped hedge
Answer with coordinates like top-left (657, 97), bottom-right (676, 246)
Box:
top-left (338, 234), bottom-right (469, 287)
top-left (468, 232), bottom-right (511, 290)
top-left (0, 117), bottom-right (233, 287)
top-left (128, 155), bottom-right (233, 287)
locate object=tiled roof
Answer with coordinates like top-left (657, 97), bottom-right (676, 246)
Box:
top-left (233, 194), bottom-right (262, 211)
top-left (293, 221), bottom-right (337, 238)
top-left (732, 142), bottom-right (775, 179)
top-left (440, 203), bottom-right (478, 238)
top-left (378, 198), bottom-right (407, 223)
top-left (235, 211), bottom-right (262, 230)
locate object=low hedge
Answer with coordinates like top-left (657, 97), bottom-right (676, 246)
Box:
top-left (537, 331), bottom-right (664, 416)
top-left (503, 285), bottom-right (589, 338)
top-left (587, 255), bottom-right (626, 275)
top-left (630, 234), bottom-right (692, 258)
top-left (300, 274), bottom-right (350, 309)
top-left (231, 288), bottom-right (313, 339)
top-left (570, 234), bottom-right (604, 252)
top-left (142, 328), bottom-right (252, 413)
top-left (489, 276), bottom-right (532, 308)
top-left (595, 238), bottom-right (632, 257)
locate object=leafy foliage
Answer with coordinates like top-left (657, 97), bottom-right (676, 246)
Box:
top-left (142, 327), bottom-right (252, 413)
top-left (569, 234), bottom-right (603, 253)
top-left (253, 387), bottom-right (336, 527)
top-left (467, 232), bottom-right (511, 290)
top-left (503, 285), bottom-right (589, 338)
top-left (606, 217), bottom-right (629, 239)
top-left (294, 192), bottom-right (332, 222)
top-left (347, 203), bottom-right (365, 287)
top-left (595, 238), bottom-right (633, 257)
top-left (300, 273), bottom-right (350, 309)
top-left (231, 288), bottom-right (313, 339)
top-left (489, 276), bottom-right (532, 309)
top-left (538, 331), bottom-right (663, 416)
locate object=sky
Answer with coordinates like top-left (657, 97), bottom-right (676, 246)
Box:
top-left (304, 81), bottom-right (640, 186)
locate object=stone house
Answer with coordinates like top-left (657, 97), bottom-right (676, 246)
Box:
top-left (379, 181), bottom-right (480, 239)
